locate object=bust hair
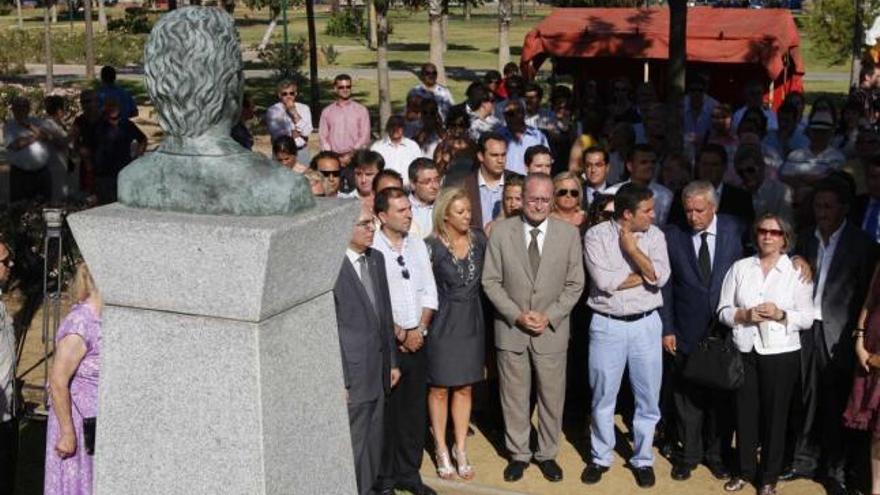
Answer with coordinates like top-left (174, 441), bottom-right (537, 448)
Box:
top-left (144, 7), bottom-right (243, 137)
top-left (408, 157), bottom-right (436, 184)
top-left (310, 150), bottom-right (340, 170)
top-left (276, 79), bottom-right (298, 93)
top-left (752, 213), bottom-right (794, 252)
top-left (583, 146), bottom-right (609, 165)
top-left (372, 169), bottom-right (403, 192)
top-left (351, 149), bottom-right (385, 171)
top-left (70, 263), bottom-right (98, 304)
top-left (681, 180), bottom-right (718, 206)
top-left (552, 171), bottom-right (582, 190)
top-left (272, 136), bottom-right (297, 156)
top-left (523, 172), bottom-right (553, 193)
top-left (478, 132), bottom-right (507, 154)
top-left (524, 145), bottom-right (552, 166)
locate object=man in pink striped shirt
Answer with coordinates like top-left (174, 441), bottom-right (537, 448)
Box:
top-left (319, 74), bottom-right (372, 166)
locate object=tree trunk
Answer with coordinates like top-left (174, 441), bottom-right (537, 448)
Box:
top-left (463, 0), bottom-right (470, 21)
top-left (441, 0), bottom-right (448, 52)
top-left (44, 3), bottom-right (54, 92)
top-left (428, 0), bottom-right (446, 84)
top-left (666, 0), bottom-right (687, 155)
top-left (15, 0), bottom-right (22, 29)
top-left (306, 0), bottom-right (320, 120)
top-left (852, 0), bottom-right (865, 87)
top-left (498, 0), bottom-right (512, 72)
top-left (330, 0), bottom-right (339, 13)
top-left (84, 0), bottom-right (95, 79)
top-left (50, 4), bottom-right (57, 23)
top-left (97, 0), bottom-right (106, 31)
top-left (519, 0), bottom-right (525, 20)
top-left (377, 4), bottom-right (392, 134)
top-left (258, 10), bottom-right (279, 50)
top-left (367, 0), bottom-right (377, 50)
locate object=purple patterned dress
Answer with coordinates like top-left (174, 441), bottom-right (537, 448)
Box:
top-left (44, 303), bottom-right (102, 495)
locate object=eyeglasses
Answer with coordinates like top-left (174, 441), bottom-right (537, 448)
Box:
top-left (555, 189), bottom-right (580, 198)
top-left (355, 220), bottom-right (375, 230)
top-left (757, 228), bottom-right (784, 237)
top-left (280, 91), bottom-right (296, 96)
top-left (526, 197), bottom-right (552, 205)
top-left (416, 177), bottom-right (441, 185)
top-left (320, 170), bottom-right (341, 178)
top-left (396, 255), bottom-right (410, 280)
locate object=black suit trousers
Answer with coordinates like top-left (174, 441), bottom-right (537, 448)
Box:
top-left (348, 399), bottom-right (384, 495)
top-left (379, 349), bottom-right (428, 489)
top-left (791, 320), bottom-right (865, 483)
top-left (0, 418), bottom-right (18, 495)
top-left (672, 352), bottom-right (732, 467)
top-left (735, 350), bottom-right (799, 485)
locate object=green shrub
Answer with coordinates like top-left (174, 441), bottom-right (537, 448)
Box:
top-left (324, 8), bottom-right (364, 37)
top-left (257, 37), bottom-right (307, 80)
top-left (0, 29), bottom-right (145, 67)
top-left (107, 7), bottom-right (155, 34)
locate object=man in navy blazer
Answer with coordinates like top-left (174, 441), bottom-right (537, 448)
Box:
top-left (660, 180), bottom-right (747, 481)
top-left (333, 206), bottom-right (401, 495)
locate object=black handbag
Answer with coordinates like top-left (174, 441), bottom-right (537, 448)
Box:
top-left (681, 322), bottom-right (744, 391)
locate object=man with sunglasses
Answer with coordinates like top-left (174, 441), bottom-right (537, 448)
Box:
top-left (372, 187), bottom-right (438, 495)
top-left (735, 144), bottom-right (793, 224)
top-left (408, 63), bottom-right (454, 120)
top-left (266, 80), bottom-right (313, 163)
top-left (319, 74), bottom-right (371, 166)
top-left (310, 151), bottom-right (343, 198)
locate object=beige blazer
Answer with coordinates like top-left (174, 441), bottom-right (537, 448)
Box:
top-left (481, 216), bottom-right (585, 354)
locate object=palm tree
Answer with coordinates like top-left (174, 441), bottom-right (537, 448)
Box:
top-left (44, 0), bottom-right (54, 91)
top-left (497, 0), bottom-right (512, 72)
top-left (85, 0), bottom-right (96, 79)
top-left (306, 0), bottom-right (320, 118)
top-left (14, 0), bottom-right (22, 28)
top-left (666, 0), bottom-right (686, 154)
top-left (376, 0), bottom-right (391, 131)
top-left (98, 0), bottom-right (107, 31)
top-left (428, 0), bottom-right (446, 84)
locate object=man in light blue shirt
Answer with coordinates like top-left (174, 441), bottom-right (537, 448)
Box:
top-left (500, 101), bottom-right (549, 176)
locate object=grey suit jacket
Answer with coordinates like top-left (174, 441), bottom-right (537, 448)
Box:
top-left (797, 222), bottom-right (878, 365)
top-left (481, 216), bottom-right (585, 354)
top-left (333, 248), bottom-right (398, 405)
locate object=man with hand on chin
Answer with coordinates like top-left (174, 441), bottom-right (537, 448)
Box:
top-left (266, 80), bottom-right (313, 163)
top-left (582, 183), bottom-right (671, 489)
top-left (482, 173), bottom-right (585, 484)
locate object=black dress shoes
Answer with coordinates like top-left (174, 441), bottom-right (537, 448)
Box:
top-left (394, 481), bottom-right (437, 495)
top-left (706, 462), bottom-right (732, 480)
top-left (633, 466), bottom-right (656, 488)
top-left (671, 463), bottom-right (693, 481)
top-left (779, 467), bottom-right (811, 482)
top-left (536, 459), bottom-right (563, 482)
top-left (580, 463), bottom-right (609, 485)
top-left (503, 460), bottom-right (529, 482)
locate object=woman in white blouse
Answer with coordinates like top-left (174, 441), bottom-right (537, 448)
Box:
top-left (717, 213), bottom-right (814, 495)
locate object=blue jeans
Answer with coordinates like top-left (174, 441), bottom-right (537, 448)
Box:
top-left (588, 311), bottom-right (663, 468)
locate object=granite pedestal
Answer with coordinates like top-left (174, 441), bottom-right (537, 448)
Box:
top-left (68, 200), bottom-right (361, 495)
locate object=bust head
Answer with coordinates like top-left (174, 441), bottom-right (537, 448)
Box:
top-left (145, 7), bottom-right (242, 141)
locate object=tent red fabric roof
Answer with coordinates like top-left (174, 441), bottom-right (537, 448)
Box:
top-left (521, 7), bottom-right (804, 82)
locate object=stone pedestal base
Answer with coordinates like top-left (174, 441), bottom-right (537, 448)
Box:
top-left (68, 200), bottom-right (360, 495)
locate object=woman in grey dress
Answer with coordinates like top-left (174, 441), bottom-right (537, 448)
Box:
top-left (425, 187), bottom-right (486, 482)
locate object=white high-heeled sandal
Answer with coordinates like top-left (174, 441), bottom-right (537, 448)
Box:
top-left (435, 448), bottom-right (456, 480)
top-left (452, 446), bottom-right (475, 481)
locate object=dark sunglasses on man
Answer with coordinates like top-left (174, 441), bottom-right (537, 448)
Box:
top-left (555, 188), bottom-right (580, 198)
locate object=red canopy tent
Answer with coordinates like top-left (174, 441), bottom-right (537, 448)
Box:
top-left (521, 7), bottom-right (805, 108)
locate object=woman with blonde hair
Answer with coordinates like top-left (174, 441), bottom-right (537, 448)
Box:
top-left (424, 188), bottom-right (487, 481)
top-left (551, 171), bottom-right (587, 232)
top-left (44, 263), bottom-right (103, 495)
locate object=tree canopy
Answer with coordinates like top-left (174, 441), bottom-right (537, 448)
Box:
top-left (804, 0), bottom-right (880, 66)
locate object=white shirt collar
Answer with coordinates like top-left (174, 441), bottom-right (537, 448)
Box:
top-left (478, 169), bottom-right (504, 188)
top-left (694, 214), bottom-right (718, 237)
top-left (523, 216), bottom-right (549, 235)
top-left (345, 247), bottom-right (366, 267)
top-left (814, 220), bottom-right (846, 247)
top-left (749, 253), bottom-right (793, 273)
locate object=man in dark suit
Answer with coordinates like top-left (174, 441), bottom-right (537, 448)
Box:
top-left (459, 132), bottom-right (510, 230)
top-left (661, 180), bottom-right (747, 481)
top-left (333, 206), bottom-right (400, 495)
top-left (787, 177), bottom-right (878, 493)
top-left (669, 143), bottom-right (755, 226)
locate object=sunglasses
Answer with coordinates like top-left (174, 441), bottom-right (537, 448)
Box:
top-left (320, 170), bottom-right (341, 178)
top-left (423, 71), bottom-right (437, 76)
top-left (757, 228), bottom-right (784, 237)
top-left (396, 255), bottom-right (410, 280)
top-left (280, 91), bottom-right (296, 96)
top-left (336, 85), bottom-right (352, 90)
top-left (737, 166), bottom-right (758, 176)
top-left (555, 189), bottom-right (580, 198)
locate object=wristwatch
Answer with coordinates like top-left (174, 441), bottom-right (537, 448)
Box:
top-left (417, 324), bottom-right (429, 337)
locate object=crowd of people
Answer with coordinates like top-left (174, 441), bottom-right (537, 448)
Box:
top-left (3, 55), bottom-right (880, 495)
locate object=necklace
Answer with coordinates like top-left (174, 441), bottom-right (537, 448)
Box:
top-left (442, 233), bottom-right (477, 284)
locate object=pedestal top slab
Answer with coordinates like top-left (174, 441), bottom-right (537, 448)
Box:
top-left (68, 199), bottom-right (360, 322)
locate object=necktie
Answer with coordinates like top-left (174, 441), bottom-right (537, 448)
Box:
top-left (864, 200), bottom-right (880, 242)
top-left (528, 228), bottom-right (541, 276)
top-left (357, 255), bottom-right (378, 312)
top-left (698, 232), bottom-right (711, 283)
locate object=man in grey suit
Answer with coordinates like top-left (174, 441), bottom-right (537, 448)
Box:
top-left (333, 206), bottom-right (401, 495)
top-left (482, 173), bottom-right (585, 483)
top-left (787, 177), bottom-right (878, 493)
